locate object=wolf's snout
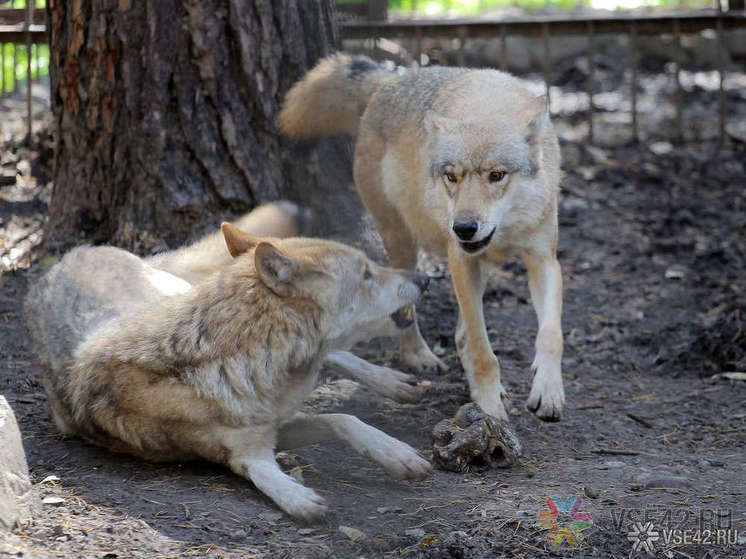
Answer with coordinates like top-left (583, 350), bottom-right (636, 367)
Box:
top-left (413, 273), bottom-right (430, 292)
top-left (453, 220), bottom-right (479, 241)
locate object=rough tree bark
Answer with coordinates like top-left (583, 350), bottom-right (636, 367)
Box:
top-left (46, 0), bottom-right (359, 252)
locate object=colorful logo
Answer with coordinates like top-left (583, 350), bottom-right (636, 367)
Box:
top-left (537, 495), bottom-right (593, 546)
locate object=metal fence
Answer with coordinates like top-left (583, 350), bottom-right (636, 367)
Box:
top-left (2, 2), bottom-right (745, 146)
top-left (339, 5), bottom-right (746, 146)
top-left (0, 2), bottom-right (46, 146)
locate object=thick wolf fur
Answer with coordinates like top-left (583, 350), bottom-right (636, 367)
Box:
top-left (281, 54), bottom-right (565, 422)
top-left (26, 226), bottom-right (431, 520)
top-left (148, 204), bottom-right (424, 404)
top-left (146, 201), bottom-right (312, 284)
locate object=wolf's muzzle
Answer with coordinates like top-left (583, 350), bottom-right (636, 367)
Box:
top-left (459, 227), bottom-right (496, 254)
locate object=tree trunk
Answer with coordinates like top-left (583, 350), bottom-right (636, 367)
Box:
top-left (46, 0), bottom-right (359, 252)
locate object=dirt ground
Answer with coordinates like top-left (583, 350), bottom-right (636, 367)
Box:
top-left (2, 70), bottom-right (746, 557)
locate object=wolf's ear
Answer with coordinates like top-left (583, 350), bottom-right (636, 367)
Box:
top-left (254, 242), bottom-right (302, 296)
top-left (526, 95), bottom-right (550, 144)
top-left (222, 222), bottom-right (260, 258)
top-left (424, 111), bottom-right (457, 134)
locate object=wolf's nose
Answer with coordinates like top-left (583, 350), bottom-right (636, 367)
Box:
top-left (413, 273), bottom-right (430, 292)
top-left (453, 220), bottom-right (478, 241)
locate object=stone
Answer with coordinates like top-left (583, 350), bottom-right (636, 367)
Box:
top-left (631, 474), bottom-right (692, 491)
top-left (0, 396), bottom-right (35, 531)
top-left (339, 525), bottom-right (366, 542)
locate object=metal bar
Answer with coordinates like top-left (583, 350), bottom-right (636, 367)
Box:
top-left (630, 20), bottom-right (638, 144)
top-left (340, 12), bottom-right (746, 40)
top-left (456, 26), bottom-right (466, 67)
top-left (26, 0), bottom-right (34, 143)
top-left (716, 13), bottom-right (725, 146)
top-left (1, 43), bottom-right (5, 95)
top-left (499, 24), bottom-right (507, 72)
top-left (587, 21), bottom-right (595, 144)
top-left (12, 42), bottom-right (16, 93)
top-left (414, 25), bottom-right (422, 65)
top-left (542, 22), bottom-right (550, 101)
top-left (0, 9), bottom-right (46, 25)
top-left (367, 0), bottom-right (388, 22)
top-left (673, 17), bottom-right (683, 143)
top-left (3, 13), bottom-right (743, 43)
top-left (0, 24), bottom-right (47, 43)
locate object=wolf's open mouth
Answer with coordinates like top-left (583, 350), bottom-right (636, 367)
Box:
top-left (390, 306), bottom-right (414, 329)
top-left (459, 227), bottom-right (496, 254)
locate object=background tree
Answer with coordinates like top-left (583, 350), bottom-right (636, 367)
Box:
top-left (45, 0), bottom-right (359, 252)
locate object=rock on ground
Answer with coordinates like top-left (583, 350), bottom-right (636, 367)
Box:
top-left (0, 395), bottom-right (34, 531)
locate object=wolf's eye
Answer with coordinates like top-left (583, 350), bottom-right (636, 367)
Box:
top-left (363, 266), bottom-right (373, 280)
top-left (444, 172), bottom-right (458, 184)
top-left (489, 170), bottom-right (507, 183)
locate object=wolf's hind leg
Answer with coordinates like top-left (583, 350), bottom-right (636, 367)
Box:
top-left (522, 252), bottom-right (565, 421)
top-left (354, 149), bottom-right (445, 373)
top-left (325, 350), bottom-right (423, 403)
top-left (277, 413), bottom-right (431, 481)
top-left (221, 428), bottom-right (327, 521)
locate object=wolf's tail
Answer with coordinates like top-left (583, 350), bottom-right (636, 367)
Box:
top-left (280, 54), bottom-right (393, 139)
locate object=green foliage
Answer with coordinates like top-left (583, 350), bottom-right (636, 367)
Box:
top-left (7, 1), bottom-right (46, 8)
top-left (1, 44), bottom-right (49, 94)
top-left (1, 1), bottom-right (48, 93)
top-left (387, 0), bottom-right (588, 14)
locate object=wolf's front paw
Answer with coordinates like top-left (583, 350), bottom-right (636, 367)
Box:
top-left (472, 379), bottom-right (508, 422)
top-left (402, 344), bottom-right (447, 374)
top-left (382, 440), bottom-right (433, 481)
top-left (366, 435), bottom-right (432, 481)
top-left (277, 484), bottom-right (328, 522)
top-left (526, 367), bottom-right (565, 422)
top-left (376, 367), bottom-right (424, 403)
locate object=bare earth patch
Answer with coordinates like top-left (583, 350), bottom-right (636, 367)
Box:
top-left (1, 79), bottom-right (745, 557)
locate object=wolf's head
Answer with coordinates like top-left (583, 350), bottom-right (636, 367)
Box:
top-left (424, 94), bottom-right (556, 256)
top-left (221, 223), bottom-right (428, 348)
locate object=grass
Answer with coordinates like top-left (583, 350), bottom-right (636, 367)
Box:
top-left (1, 1), bottom-right (48, 94)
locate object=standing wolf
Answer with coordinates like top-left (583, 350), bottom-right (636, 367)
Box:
top-left (280, 55), bottom-right (564, 422)
top-left (26, 223), bottom-right (431, 520)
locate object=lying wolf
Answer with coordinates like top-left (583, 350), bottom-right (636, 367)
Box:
top-left (281, 55), bottom-right (565, 422)
top-left (26, 219), bottom-right (431, 520)
top-left (148, 202), bottom-right (426, 404)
